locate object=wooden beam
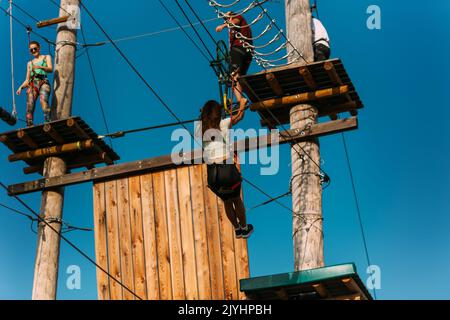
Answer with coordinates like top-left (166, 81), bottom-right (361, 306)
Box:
top-left (299, 66), bottom-right (317, 89)
top-left (250, 85), bottom-right (350, 111)
top-left (17, 130), bottom-right (39, 149)
top-left (265, 73), bottom-right (283, 96)
top-left (0, 135), bottom-right (16, 151)
top-left (67, 118), bottom-right (89, 139)
top-left (312, 283), bottom-right (329, 298)
top-left (274, 288), bottom-right (289, 300)
top-left (327, 293), bottom-right (362, 301)
top-left (43, 124), bottom-right (65, 144)
top-left (36, 16), bottom-right (70, 29)
top-left (7, 117), bottom-right (358, 196)
top-left (341, 278), bottom-right (361, 294)
top-left (9, 140), bottom-right (96, 162)
top-left (324, 61), bottom-right (342, 85)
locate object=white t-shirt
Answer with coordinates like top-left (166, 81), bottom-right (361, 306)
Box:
top-left (312, 18), bottom-right (330, 48)
top-left (199, 118), bottom-right (233, 164)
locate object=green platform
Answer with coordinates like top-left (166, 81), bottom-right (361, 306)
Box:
top-left (240, 263), bottom-right (372, 300)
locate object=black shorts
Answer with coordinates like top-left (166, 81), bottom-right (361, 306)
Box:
top-left (207, 163), bottom-right (242, 201)
top-left (314, 43), bottom-right (331, 62)
top-left (230, 46), bottom-right (252, 76)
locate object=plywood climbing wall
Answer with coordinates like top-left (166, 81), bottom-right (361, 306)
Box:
top-left (93, 164), bottom-right (249, 300)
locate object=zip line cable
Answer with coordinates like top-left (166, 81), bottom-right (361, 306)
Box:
top-left (341, 132), bottom-right (377, 300)
top-left (10, 1), bottom-right (40, 23)
top-left (80, 25), bottom-right (114, 149)
top-left (0, 181), bottom-right (143, 300)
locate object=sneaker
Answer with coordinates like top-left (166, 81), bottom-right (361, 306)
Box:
top-left (235, 227), bottom-right (243, 239)
top-left (241, 224), bottom-right (254, 239)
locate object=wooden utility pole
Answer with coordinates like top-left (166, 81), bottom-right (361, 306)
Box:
top-left (286, 0), bottom-right (324, 271)
top-left (32, 0), bottom-right (79, 300)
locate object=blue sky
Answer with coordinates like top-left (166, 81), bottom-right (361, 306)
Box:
top-left (0, 0), bottom-right (449, 300)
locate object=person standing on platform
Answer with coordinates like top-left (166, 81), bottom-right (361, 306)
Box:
top-left (312, 17), bottom-right (331, 61)
top-left (16, 41), bottom-right (53, 127)
top-left (216, 12), bottom-right (253, 113)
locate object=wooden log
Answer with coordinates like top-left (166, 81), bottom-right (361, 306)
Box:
top-left (93, 182), bottom-right (111, 300)
top-left (189, 165), bottom-right (212, 300)
top-left (129, 176), bottom-right (147, 299)
top-left (43, 124), bottom-right (64, 144)
top-left (153, 171), bottom-right (172, 300)
top-left (9, 139), bottom-right (95, 162)
top-left (67, 118), bottom-right (90, 139)
top-left (250, 85), bottom-right (350, 111)
top-left (312, 283), bottom-right (329, 298)
top-left (105, 180), bottom-right (123, 300)
top-left (341, 278), bottom-right (361, 293)
top-left (0, 135), bottom-right (17, 151)
top-left (202, 165), bottom-right (225, 299)
top-left (37, 16), bottom-right (70, 28)
top-left (265, 73), bottom-right (283, 96)
top-left (176, 167), bottom-right (199, 300)
top-left (140, 173), bottom-right (160, 300)
top-left (17, 130), bottom-right (39, 149)
top-left (8, 117), bottom-right (359, 196)
top-left (116, 178), bottom-right (135, 300)
top-left (299, 66), bottom-right (317, 89)
top-left (324, 61), bottom-right (342, 85)
top-left (164, 169), bottom-right (185, 300)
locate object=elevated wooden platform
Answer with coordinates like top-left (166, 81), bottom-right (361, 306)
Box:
top-left (0, 117), bottom-right (119, 175)
top-left (240, 263), bottom-right (372, 300)
top-left (239, 59), bottom-right (364, 127)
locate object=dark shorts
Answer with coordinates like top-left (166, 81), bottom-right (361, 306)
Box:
top-left (230, 46), bottom-right (252, 76)
top-left (314, 43), bottom-right (331, 62)
top-left (207, 163), bottom-right (242, 201)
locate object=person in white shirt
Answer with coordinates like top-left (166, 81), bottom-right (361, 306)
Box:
top-left (312, 17), bottom-right (331, 61)
top-left (198, 100), bottom-right (253, 239)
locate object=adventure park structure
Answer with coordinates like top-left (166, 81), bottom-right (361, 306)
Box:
top-left (0, 0), bottom-right (373, 300)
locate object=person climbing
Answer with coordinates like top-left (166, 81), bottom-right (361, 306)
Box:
top-left (216, 11), bottom-right (253, 112)
top-left (312, 17), bottom-right (331, 61)
top-left (199, 100), bottom-right (253, 239)
top-left (16, 40), bottom-right (53, 127)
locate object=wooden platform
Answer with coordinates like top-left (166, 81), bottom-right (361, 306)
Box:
top-left (240, 263), bottom-right (372, 300)
top-left (0, 117), bottom-right (119, 175)
top-left (239, 58), bottom-right (364, 127)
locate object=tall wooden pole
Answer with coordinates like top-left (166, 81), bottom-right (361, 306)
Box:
top-left (32, 0), bottom-right (79, 300)
top-left (286, 0), bottom-right (324, 271)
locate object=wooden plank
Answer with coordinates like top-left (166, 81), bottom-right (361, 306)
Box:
top-left (93, 182), bottom-right (110, 300)
top-left (17, 130), bottom-right (38, 149)
top-left (140, 173), bottom-right (160, 300)
top-left (164, 169), bottom-right (185, 300)
top-left (152, 171), bottom-right (172, 300)
top-left (8, 118), bottom-right (359, 196)
top-left (265, 73), bottom-right (283, 96)
top-left (217, 196), bottom-right (239, 300)
top-left (128, 175), bottom-right (147, 299)
top-left (324, 61), bottom-right (342, 85)
top-left (105, 180), bottom-right (123, 300)
top-left (250, 85), bottom-right (350, 111)
top-left (43, 124), bottom-right (64, 144)
top-left (189, 165), bottom-right (212, 300)
top-left (116, 178), bottom-right (135, 300)
top-left (202, 165), bottom-right (225, 299)
top-left (176, 167), bottom-right (199, 300)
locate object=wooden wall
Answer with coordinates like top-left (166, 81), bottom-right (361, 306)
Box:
top-left (93, 164), bottom-right (249, 300)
